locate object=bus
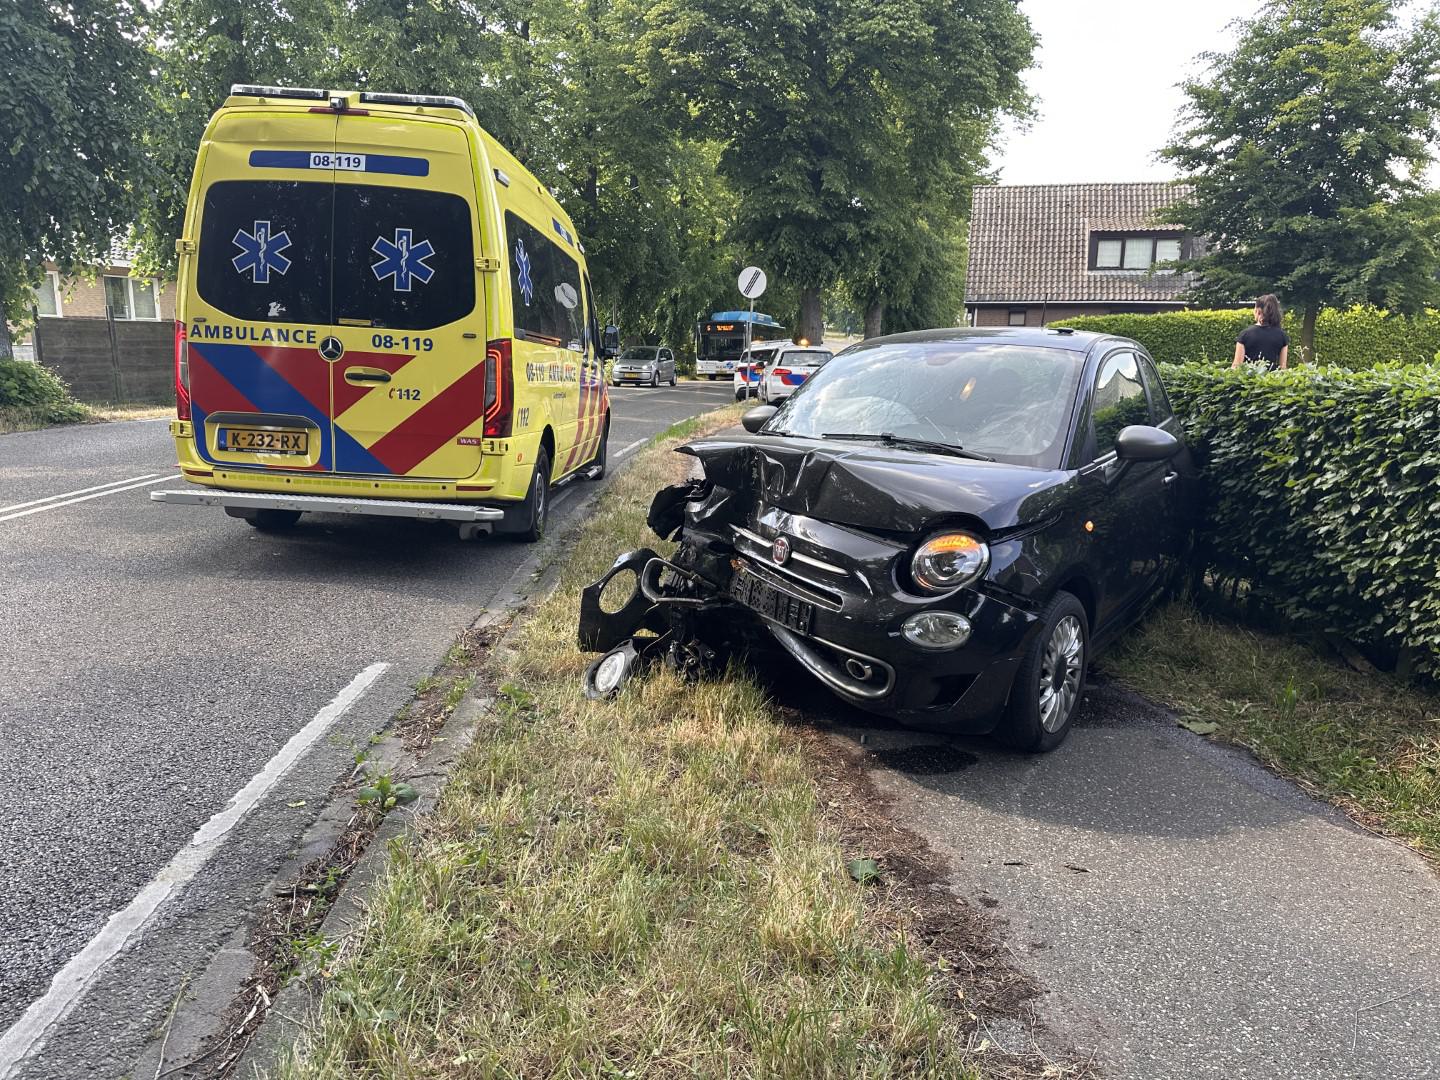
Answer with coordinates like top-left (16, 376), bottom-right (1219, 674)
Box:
top-left (695, 310), bottom-right (787, 379)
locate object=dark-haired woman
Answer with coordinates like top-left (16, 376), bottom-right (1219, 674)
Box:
top-left (1232, 294), bottom-right (1289, 369)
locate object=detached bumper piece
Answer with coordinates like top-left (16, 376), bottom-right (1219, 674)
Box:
top-left (577, 547), bottom-right (736, 699)
top-left (149, 488), bottom-right (505, 522)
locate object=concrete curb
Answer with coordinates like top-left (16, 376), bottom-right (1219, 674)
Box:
top-left (130, 464), bottom-right (625, 1080)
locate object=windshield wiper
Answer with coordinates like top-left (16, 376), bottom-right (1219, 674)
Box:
top-left (819, 432), bottom-right (995, 462)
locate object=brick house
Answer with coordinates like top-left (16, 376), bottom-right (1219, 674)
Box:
top-left (965, 182), bottom-right (1197, 328)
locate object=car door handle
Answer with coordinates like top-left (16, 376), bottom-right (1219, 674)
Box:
top-left (1162, 471), bottom-right (1179, 486)
top-left (344, 367), bottom-right (391, 384)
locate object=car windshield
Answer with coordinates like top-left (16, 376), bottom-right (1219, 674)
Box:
top-left (768, 341), bottom-right (1084, 469)
top-left (619, 348), bottom-right (658, 361)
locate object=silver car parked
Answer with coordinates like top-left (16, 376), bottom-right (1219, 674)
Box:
top-left (612, 346), bottom-right (678, 387)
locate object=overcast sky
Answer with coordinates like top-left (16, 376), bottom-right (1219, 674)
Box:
top-left (993, 0), bottom-right (1265, 184)
top-left (997, 0), bottom-right (1439, 185)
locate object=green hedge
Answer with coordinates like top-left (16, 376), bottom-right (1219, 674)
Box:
top-left (0, 359), bottom-right (90, 424)
top-left (1054, 306), bottom-right (1440, 368)
top-left (1161, 360), bottom-right (1440, 673)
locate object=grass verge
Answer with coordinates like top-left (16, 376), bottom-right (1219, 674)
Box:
top-left (1105, 601), bottom-right (1440, 860)
top-left (274, 406), bottom-right (1041, 1079)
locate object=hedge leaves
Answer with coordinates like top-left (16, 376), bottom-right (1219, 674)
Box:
top-left (1161, 360), bottom-right (1440, 672)
top-left (1056, 307), bottom-right (1440, 368)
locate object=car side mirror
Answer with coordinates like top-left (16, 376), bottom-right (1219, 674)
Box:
top-left (741, 405), bottom-right (778, 433)
top-left (1115, 424), bottom-right (1179, 462)
top-left (601, 325), bottom-right (620, 359)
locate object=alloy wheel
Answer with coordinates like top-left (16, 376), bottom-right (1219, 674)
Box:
top-left (1037, 615), bottom-right (1083, 732)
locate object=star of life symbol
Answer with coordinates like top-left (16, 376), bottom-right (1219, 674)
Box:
top-left (515, 237), bottom-right (535, 306)
top-left (231, 220), bottom-right (292, 284)
top-left (371, 228), bottom-right (436, 292)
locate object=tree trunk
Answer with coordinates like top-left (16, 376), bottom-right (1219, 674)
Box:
top-left (798, 288), bottom-right (824, 345)
top-left (0, 319), bottom-right (13, 361)
top-left (1300, 304), bottom-right (1317, 364)
top-left (863, 300), bottom-right (885, 339)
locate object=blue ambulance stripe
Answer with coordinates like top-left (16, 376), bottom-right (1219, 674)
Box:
top-left (332, 426), bottom-right (391, 476)
top-left (191, 343), bottom-right (333, 470)
top-left (248, 150), bottom-right (429, 176)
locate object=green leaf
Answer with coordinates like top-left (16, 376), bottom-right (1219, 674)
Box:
top-left (1179, 719), bottom-right (1220, 736)
top-left (846, 858), bottom-right (881, 884)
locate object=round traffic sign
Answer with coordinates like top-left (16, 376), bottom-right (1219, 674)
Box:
top-left (738, 266), bottom-right (767, 300)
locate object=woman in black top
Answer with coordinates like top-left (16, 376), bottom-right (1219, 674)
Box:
top-left (1232, 294), bottom-right (1289, 369)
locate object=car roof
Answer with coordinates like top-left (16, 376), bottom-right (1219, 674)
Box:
top-left (854, 326), bottom-right (1111, 354)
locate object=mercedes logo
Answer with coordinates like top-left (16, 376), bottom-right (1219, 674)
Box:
top-left (772, 535), bottom-right (791, 565)
top-left (319, 336), bottom-right (345, 362)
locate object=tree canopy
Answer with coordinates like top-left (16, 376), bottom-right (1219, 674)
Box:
top-left (644, 0), bottom-right (1033, 340)
top-left (0, 0), bottom-right (156, 355)
top-left (1162, 0), bottom-right (1440, 358)
top-left (6, 0), bottom-right (1038, 353)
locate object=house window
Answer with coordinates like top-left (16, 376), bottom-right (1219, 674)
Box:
top-left (34, 272), bottom-right (62, 317)
top-left (1091, 234), bottom-right (1186, 271)
top-left (103, 274), bottom-right (160, 320)
top-left (1008, 309), bottom-right (1027, 326)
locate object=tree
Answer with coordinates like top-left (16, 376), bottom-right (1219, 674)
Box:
top-left (1162, 0), bottom-right (1440, 360)
top-left (644, 0), bottom-right (1033, 343)
top-left (0, 0), bottom-right (156, 357)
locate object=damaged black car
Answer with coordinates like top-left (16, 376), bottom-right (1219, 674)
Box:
top-left (578, 327), bottom-right (1196, 752)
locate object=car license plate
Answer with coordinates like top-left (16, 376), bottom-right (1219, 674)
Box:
top-left (732, 568), bottom-right (815, 634)
top-left (219, 426), bottom-right (309, 454)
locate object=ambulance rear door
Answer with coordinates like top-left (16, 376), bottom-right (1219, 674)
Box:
top-left (325, 113), bottom-right (487, 480)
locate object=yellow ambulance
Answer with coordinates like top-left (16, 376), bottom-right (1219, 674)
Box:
top-left (152, 85), bottom-right (616, 542)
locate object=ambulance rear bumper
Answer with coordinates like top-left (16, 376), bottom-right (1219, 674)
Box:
top-left (149, 488), bottom-right (505, 522)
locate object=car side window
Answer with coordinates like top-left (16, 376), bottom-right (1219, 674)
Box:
top-left (1090, 351), bottom-right (1149, 458)
top-left (1136, 353), bottom-right (1173, 423)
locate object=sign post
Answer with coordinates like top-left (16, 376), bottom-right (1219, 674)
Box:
top-left (738, 266), bottom-right (767, 399)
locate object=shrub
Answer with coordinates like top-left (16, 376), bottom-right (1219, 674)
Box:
top-left (1161, 360), bottom-right (1440, 673)
top-left (0, 359), bottom-right (90, 424)
top-left (1055, 306), bottom-right (1440, 368)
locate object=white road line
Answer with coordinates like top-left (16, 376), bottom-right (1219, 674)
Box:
top-left (615, 438), bottom-right (646, 460)
top-left (0, 473), bottom-right (164, 516)
top-left (0, 475), bottom-right (173, 523)
top-left (0, 662), bottom-right (390, 1077)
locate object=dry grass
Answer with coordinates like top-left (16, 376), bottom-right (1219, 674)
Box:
top-left (274, 407), bottom-right (999, 1079)
top-left (1106, 602), bottom-right (1440, 861)
top-left (87, 402), bottom-right (174, 423)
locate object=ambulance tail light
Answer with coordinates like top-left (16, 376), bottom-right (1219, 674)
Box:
top-left (484, 338), bottom-right (514, 437)
top-left (174, 321), bottom-right (191, 421)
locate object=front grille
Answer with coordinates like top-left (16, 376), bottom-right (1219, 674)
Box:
top-left (736, 556), bottom-right (845, 611)
top-left (731, 525), bottom-right (846, 609)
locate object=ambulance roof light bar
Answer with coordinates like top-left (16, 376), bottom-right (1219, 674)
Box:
top-left (230, 84), bottom-right (328, 101)
top-left (359, 91), bottom-right (475, 118)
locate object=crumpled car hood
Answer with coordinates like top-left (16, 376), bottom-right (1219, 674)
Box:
top-left (678, 434), bottom-right (1073, 534)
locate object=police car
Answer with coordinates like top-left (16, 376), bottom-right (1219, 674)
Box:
top-left (733, 341), bottom-right (833, 403)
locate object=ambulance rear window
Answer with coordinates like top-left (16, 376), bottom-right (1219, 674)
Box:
top-left (333, 185), bottom-right (474, 331)
top-left (197, 180), bottom-right (331, 325)
top-left (195, 180), bottom-right (476, 331)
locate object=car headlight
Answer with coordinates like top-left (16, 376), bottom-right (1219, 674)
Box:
top-left (910, 532), bottom-right (989, 593)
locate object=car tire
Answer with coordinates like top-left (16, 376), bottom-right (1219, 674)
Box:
top-left (506, 447), bottom-right (551, 544)
top-left (649, 371), bottom-right (658, 387)
top-left (996, 591), bottom-right (1088, 753)
top-left (670, 371), bottom-right (678, 386)
top-left (244, 509), bottom-right (302, 532)
top-left (587, 415), bottom-right (609, 480)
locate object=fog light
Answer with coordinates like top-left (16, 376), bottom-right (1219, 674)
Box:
top-left (902, 611), bottom-right (972, 650)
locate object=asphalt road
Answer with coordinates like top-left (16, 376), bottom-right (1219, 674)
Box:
top-left (0, 379), bottom-right (735, 1078)
top-left (813, 681), bottom-right (1440, 1080)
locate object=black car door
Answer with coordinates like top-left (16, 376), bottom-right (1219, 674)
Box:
top-left (1080, 348), bottom-right (1170, 632)
top-left (1134, 351), bottom-right (1189, 580)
